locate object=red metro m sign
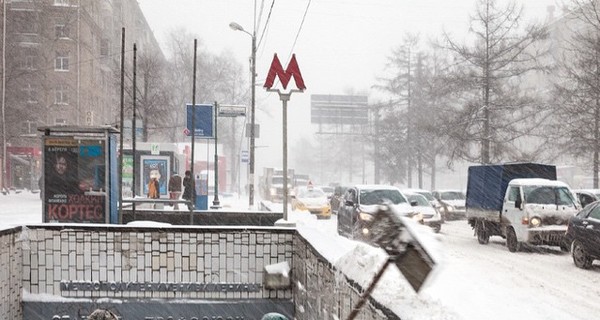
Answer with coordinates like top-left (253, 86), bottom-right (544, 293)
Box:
top-left (263, 54), bottom-right (306, 91)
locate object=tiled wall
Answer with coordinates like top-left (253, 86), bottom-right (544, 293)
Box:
top-left (1, 224), bottom-right (400, 319)
top-left (293, 235), bottom-right (400, 320)
top-left (0, 228), bottom-right (23, 319)
top-left (21, 225), bottom-right (294, 300)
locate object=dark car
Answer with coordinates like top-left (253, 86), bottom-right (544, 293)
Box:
top-left (337, 185), bottom-right (414, 240)
top-left (564, 200), bottom-right (600, 269)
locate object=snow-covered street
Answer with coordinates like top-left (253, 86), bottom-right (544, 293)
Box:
top-left (1, 191), bottom-right (599, 319)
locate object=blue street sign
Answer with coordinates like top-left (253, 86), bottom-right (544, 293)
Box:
top-left (186, 104), bottom-right (214, 138)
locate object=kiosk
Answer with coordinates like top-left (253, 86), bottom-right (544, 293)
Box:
top-left (39, 126), bottom-right (119, 224)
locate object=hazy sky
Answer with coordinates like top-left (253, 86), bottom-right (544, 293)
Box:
top-left (137, 0), bottom-right (559, 179)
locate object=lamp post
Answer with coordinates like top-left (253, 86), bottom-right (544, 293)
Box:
top-left (229, 21), bottom-right (256, 209)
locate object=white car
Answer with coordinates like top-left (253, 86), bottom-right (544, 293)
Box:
top-left (402, 190), bottom-right (442, 233)
top-left (433, 189), bottom-right (467, 220)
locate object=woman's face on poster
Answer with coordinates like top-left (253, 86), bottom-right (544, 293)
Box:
top-left (150, 169), bottom-right (161, 180)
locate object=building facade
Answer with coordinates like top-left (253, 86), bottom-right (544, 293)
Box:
top-left (0, 0), bottom-right (162, 188)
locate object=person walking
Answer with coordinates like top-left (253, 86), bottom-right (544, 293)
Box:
top-left (168, 171), bottom-right (183, 209)
top-left (182, 170), bottom-right (194, 210)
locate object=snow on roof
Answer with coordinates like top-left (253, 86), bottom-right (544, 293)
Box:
top-left (509, 178), bottom-right (570, 187)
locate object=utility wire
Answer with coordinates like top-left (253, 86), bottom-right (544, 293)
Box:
top-left (288, 0), bottom-right (312, 60)
top-left (257, 0), bottom-right (275, 50)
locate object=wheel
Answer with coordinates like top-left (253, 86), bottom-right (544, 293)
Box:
top-left (432, 224), bottom-right (441, 233)
top-left (506, 227), bottom-right (520, 252)
top-left (477, 223), bottom-right (489, 244)
top-left (572, 240), bottom-right (593, 269)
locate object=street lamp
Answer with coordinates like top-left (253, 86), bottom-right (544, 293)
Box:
top-left (229, 21), bottom-right (257, 209)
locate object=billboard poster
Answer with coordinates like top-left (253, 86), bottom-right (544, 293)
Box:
top-left (141, 155), bottom-right (170, 197)
top-left (43, 137), bottom-right (106, 223)
top-left (122, 154), bottom-right (133, 198)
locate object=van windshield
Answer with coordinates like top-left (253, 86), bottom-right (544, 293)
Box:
top-left (523, 186), bottom-right (576, 206)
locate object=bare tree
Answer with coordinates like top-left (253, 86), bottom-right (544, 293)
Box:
top-left (443, 0), bottom-right (549, 164)
top-left (549, 0), bottom-right (600, 187)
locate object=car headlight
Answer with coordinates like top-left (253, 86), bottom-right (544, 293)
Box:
top-left (269, 188), bottom-right (277, 196)
top-left (358, 212), bottom-right (374, 221)
top-left (412, 212), bottom-right (424, 221)
top-left (446, 205), bottom-right (454, 212)
top-left (530, 217), bottom-right (541, 227)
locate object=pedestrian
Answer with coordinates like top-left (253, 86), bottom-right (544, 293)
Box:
top-left (182, 170), bottom-right (194, 210)
top-left (168, 171), bottom-right (182, 209)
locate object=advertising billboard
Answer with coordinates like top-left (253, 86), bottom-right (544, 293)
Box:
top-left (140, 155), bottom-right (170, 197)
top-left (43, 137), bottom-right (107, 223)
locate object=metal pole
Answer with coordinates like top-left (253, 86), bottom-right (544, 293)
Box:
top-left (190, 39), bottom-right (197, 218)
top-left (282, 93), bottom-right (290, 221)
top-left (132, 43), bottom-right (137, 217)
top-left (211, 101), bottom-right (220, 208)
top-left (249, 32), bottom-right (256, 209)
top-left (118, 27), bottom-right (125, 224)
top-left (346, 257), bottom-right (394, 320)
top-left (1, 0), bottom-right (7, 193)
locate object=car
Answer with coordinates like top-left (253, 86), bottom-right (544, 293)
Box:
top-left (401, 190), bottom-right (442, 233)
top-left (403, 188), bottom-right (442, 212)
top-left (564, 200), bottom-right (600, 269)
top-left (319, 185), bottom-right (335, 199)
top-left (573, 189), bottom-right (600, 208)
top-left (432, 189), bottom-right (466, 220)
top-left (337, 185), bottom-right (418, 240)
top-left (291, 185), bottom-right (332, 219)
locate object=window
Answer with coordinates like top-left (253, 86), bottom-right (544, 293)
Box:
top-left (588, 205), bottom-right (600, 220)
top-left (21, 55), bottom-right (35, 70)
top-left (54, 0), bottom-right (69, 6)
top-left (54, 84), bottom-right (68, 105)
top-left (55, 25), bottom-right (69, 39)
top-left (23, 84), bottom-right (37, 104)
top-left (100, 39), bottom-right (109, 56)
top-left (55, 53), bottom-right (69, 71)
top-left (507, 186), bottom-right (520, 202)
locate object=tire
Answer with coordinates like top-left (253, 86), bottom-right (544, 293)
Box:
top-left (477, 222), bottom-right (489, 244)
top-left (506, 227), bottom-right (520, 253)
top-left (432, 224), bottom-right (441, 233)
top-left (572, 240), bottom-right (593, 269)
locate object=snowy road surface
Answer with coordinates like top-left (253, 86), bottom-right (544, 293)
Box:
top-left (1, 192), bottom-right (599, 319)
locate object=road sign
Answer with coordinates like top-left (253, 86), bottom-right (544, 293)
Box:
top-left (218, 105), bottom-right (246, 117)
top-left (241, 150), bottom-right (249, 163)
top-left (364, 205), bottom-right (436, 292)
top-left (185, 104), bottom-right (214, 138)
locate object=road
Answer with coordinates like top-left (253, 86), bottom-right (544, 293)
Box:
top-left (2, 194), bottom-right (599, 319)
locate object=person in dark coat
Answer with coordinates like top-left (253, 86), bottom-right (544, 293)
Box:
top-left (168, 172), bottom-right (183, 209)
top-left (182, 170), bottom-right (194, 210)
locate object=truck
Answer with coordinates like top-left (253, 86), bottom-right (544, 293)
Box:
top-left (259, 167), bottom-right (294, 203)
top-left (466, 162), bottom-right (579, 252)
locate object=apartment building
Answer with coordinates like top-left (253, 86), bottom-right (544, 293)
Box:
top-left (0, 0), bottom-right (162, 188)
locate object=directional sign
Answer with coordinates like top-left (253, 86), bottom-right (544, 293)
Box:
top-left (218, 105), bottom-right (246, 117)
